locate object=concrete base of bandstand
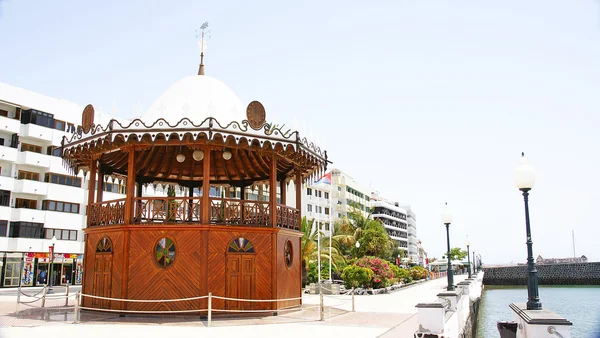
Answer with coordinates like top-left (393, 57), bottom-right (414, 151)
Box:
top-left (0, 275), bottom-right (468, 338)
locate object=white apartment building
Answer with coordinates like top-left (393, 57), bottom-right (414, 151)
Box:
top-left (401, 204), bottom-right (418, 262)
top-left (0, 82), bottom-right (100, 288)
top-left (288, 168), bottom-right (371, 237)
top-left (370, 192), bottom-right (409, 252)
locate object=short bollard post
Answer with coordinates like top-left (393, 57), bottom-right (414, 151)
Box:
top-left (319, 291), bottom-right (324, 321)
top-left (352, 287), bottom-right (355, 312)
top-left (207, 292), bottom-right (212, 327)
top-left (16, 286), bottom-right (21, 313)
top-left (41, 285), bottom-right (47, 308)
top-left (65, 283), bottom-right (70, 306)
top-left (73, 291), bottom-right (80, 324)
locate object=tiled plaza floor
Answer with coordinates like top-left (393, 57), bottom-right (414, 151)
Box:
top-left (0, 275), bottom-right (467, 338)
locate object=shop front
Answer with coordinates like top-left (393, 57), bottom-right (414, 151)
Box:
top-left (0, 252), bottom-right (84, 288)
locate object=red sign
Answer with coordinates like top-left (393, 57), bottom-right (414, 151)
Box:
top-left (49, 245), bottom-right (54, 257)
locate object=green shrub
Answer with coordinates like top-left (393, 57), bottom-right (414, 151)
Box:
top-left (341, 265), bottom-right (373, 288)
top-left (409, 266), bottom-right (429, 280)
top-left (390, 265), bottom-right (412, 284)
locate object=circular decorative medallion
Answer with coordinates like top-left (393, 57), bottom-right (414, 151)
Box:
top-left (81, 104), bottom-right (95, 133)
top-left (284, 240), bottom-right (293, 268)
top-left (246, 101), bottom-right (266, 130)
top-left (155, 237), bottom-right (176, 268)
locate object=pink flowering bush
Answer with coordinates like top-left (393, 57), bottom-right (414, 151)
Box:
top-left (355, 256), bottom-right (394, 288)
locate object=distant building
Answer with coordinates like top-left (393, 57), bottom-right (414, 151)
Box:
top-left (370, 192), bottom-right (408, 253)
top-left (536, 255), bottom-right (588, 264)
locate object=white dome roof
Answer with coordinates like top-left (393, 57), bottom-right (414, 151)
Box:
top-left (142, 75), bottom-right (244, 125)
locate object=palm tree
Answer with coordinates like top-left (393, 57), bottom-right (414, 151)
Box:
top-left (301, 216), bottom-right (346, 285)
top-left (301, 216), bottom-right (318, 286)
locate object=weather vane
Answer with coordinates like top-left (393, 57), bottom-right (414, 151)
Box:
top-left (195, 22), bottom-right (210, 75)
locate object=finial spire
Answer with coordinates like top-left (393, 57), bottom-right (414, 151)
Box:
top-left (196, 22), bottom-right (209, 75)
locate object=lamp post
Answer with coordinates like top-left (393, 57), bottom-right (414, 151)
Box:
top-left (48, 236), bottom-right (57, 290)
top-left (515, 152), bottom-right (542, 310)
top-left (472, 250), bottom-right (476, 274)
top-left (466, 237), bottom-right (471, 278)
top-left (441, 203), bottom-right (454, 291)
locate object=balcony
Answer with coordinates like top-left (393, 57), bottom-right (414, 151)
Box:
top-left (0, 146), bottom-right (18, 162)
top-left (11, 207), bottom-right (46, 223)
top-left (13, 179), bottom-right (48, 195)
top-left (0, 115), bottom-right (21, 134)
top-left (0, 175), bottom-right (15, 191)
top-left (17, 151), bottom-right (50, 168)
top-left (0, 205), bottom-right (11, 220)
top-left (43, 210), bottom-right (84, 229)
top-left (19, 123), bottom-right (53, 142)
top-left (88, 197), bottom-right (300, 231)
top-left (45, 184), bottom-right (85, 204)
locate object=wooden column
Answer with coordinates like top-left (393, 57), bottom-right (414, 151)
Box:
top-left (96, 168), bottom-right (104, 203)
top-left (136, 182), bottom-right (143, 198)
top-left (295, 166), bottom-right (302, 218)
top-left (270, 152), bottom-right (278, 310)
top-left (201, 145), bottom-right (211, 224)
top-left (270, 152), bottom-right (277, 227)
top-left (279, 179), bottom-right (287, 205)
top-left (188, 185), bottom-right (194, 222)
top-left (86, 158), bottom-right (97, 225)
top-left (124, 148), bottom-right (136, 224)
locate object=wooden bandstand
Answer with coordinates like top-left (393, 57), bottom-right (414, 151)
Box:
top-left (61, 73), bottom-right (328, 313)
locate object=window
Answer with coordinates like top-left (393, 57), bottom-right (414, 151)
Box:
top-left (324, 192), bottom-right (329, 199)
top-left (47, 146), bottom-right (62, 157)
top-left (18, 170), bottom-right (40, 181)
top-left (3, 257), bottom-right (21, 286)
top-left (0, 109), bottom-right (7, 117)
top-left (20, 142), bottom-right (42, 153)
top-left (15, 198), bottom-right (37, 209)
top-left (44, 173), bottom-right (82, 187)
top-left (8, 221), bottom-right (44, 239)
top-left (0, 190), bottom-right (9, 207)
top-left (316, 190), bottom-right (322, 198)
top-left (45, 228), bottom-right (78, 241)
top-left (0, 220), bottom-right (7, 237)
top-left (104, 182), bottom-right (126, 194)
top-left (156, 237), bottom-right (176, 268)
top-left (54, 119), bottom-right (65, 131)
top-left (316, 206), bottom-right (322, 213)
top-left (307, 188), bottom-right (312, 196)
top-left (42, 200), bottom-right (80, 214)
top-left (307, 204), bottom-right (312, 212)
top-left (325, 207), bottom-right (330, 215)
top-left (20, 109), bottom-right (55, 128)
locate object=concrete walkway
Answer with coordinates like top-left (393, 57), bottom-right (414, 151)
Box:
top-left (0, 275), bottom-right (467, 338)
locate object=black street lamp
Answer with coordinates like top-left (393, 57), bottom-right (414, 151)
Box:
top-left (466, 237), bottom-right (471, 278)
top-left (472, 250), bottom-right (476, 274)
top-left (441, 203), bottom-right (454, 291)
top-left (515, 152), bottom-right (542, 310)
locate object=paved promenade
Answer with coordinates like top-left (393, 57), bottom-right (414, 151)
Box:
top-left (0, 275), bottom-right (467, 338)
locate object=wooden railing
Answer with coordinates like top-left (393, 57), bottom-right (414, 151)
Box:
top-left (210, 198), bottom-right (271, 227)
top-left (88, 199), bottom-right (126, 226)
top-left (133, 197), bottom-right (202, 224)
top-left (276, 204), bottom-right (300, 231)
top-left (87, 197), bottom-right (299, 230)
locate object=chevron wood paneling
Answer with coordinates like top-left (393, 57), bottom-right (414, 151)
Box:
top-left (82, 225), bottom-right (302, 313)
top-left (276, 230), bottom-right (303, 309)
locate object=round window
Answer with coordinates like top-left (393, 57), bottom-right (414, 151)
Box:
top-left (155, 237), bottom-right (176, 268)
top-left (284, 240), bottom-right (293, 268)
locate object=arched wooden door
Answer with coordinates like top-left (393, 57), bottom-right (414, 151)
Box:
top-left (92, 237), bottom-right (113, 309)
top-left (225, 238), bottom-right (255, 310)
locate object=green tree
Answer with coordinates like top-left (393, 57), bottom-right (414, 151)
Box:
top-left (449, 247), bottom-right (468, 260)
top-left (301, 217), bottom-right (346, 286)
top-left (341, 265), bottom-right (373, 288)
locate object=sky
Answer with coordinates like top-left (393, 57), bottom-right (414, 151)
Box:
top-left (0, 0), bottom-right (599, 264)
